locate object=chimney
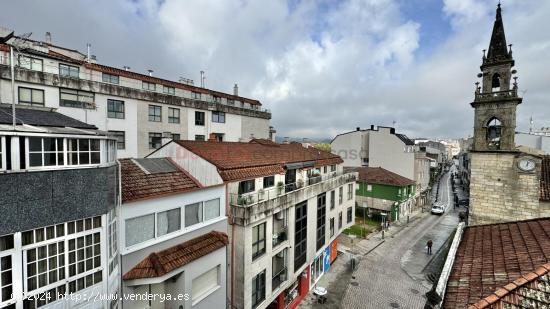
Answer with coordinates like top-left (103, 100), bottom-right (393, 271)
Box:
top-left (200, 71), bottom-right (205, 88)
top-left (86, 43), bottom-right (91, 63)
top-left (147, 69), bottom-right (154, 77)
top-left (250, 133), bottom-right (254, 140)
top-left (161, 132), bottom-right (172, 145)
top-left (233, 84), bottom-right (239, 96)
top-left (45, 32), bottom-right (52, 44)
top-left (208, 133), bottom-right (218, 142)
top-left (269, 126), bottom-right (277, 142)
top-left (123, 66), bottom-right (131, 71)
top-left (356, 127), bottom-right (360, 131)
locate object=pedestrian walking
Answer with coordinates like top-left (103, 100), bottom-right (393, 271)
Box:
top-left (426, 239), bottom-right (433, 255)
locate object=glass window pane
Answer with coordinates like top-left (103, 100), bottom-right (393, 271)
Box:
top-left (157, 208), bottom-right (181, 236)
top-left (185, 203), bottom-right (202, 227)
top-left (204, 199), bottom-right (220, 221)
top-left (29, 137), bottom-right (42, 151)
top-left (19, 88), bottom-right (31, 102)
top-left (125, 214), bottom-right (155, 247)
top-left (33, 89), bottom-right (44, 104)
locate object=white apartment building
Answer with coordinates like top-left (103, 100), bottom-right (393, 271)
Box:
top-left (0, 105), bottom-right (119, 309)
top-left (119, 158), bottom-right (228, 309)
top-left (0, 34), bottom-right (272, 158)
top-left (331, 126), bottom-right (416, 181)
top-left (148, 139), bottom-right (357, 309)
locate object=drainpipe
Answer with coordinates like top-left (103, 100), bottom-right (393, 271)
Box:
top-left (10, 45), bottom-right (16, 130)
top-left (227, 184), bottom-right (235, 309)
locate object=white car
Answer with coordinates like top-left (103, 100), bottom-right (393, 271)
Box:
top-left (431, 203), bottom-right (445, 215)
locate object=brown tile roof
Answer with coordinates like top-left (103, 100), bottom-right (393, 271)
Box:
top-left (348, 167), bottom-right (415, 186)
top-left (120, 158), bottom-right (200, 203)
top-left (541, 156), bottom-right (550, 201)
top-left (443, 218), bottom-right (550, 309)
top-left (123, 231), bottom-right (228, 280)
top-left (83, 62), bottom-right (261, 106)
top-left (0, 43), bottom-right (9, 52)
top-left (173, 140), bottom-right (344, 182)
top-left (468, 263), bottom-right (550, 309)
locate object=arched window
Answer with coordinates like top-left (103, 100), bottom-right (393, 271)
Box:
top-left (486, 117), bottom-right (502, 149)
top-left (491, 73), bottom-right (501, 91)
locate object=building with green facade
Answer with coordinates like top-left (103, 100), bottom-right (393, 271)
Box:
top-left (350, 167), bottom-right (416, 221)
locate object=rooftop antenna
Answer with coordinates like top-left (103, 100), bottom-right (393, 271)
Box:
top-left (147, 69), bottom-right (153, 77)
top-left (200, 71), bottom-right (205, 88)
top-left (6, 31), bottom-right (32, 130)
top-left (529, 115), bottom-right (534, 134)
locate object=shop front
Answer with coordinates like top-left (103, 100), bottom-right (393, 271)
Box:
top-left (268, 266), bottom-right (310, 309)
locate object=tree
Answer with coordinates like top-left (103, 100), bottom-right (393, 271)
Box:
top-left (314, 143), bottom-right (331, 152)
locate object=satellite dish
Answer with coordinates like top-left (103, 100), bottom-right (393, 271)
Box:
top-left (477, 73), bottom-right (483, 78)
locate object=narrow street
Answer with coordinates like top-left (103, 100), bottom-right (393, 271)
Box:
top-left (338, 170), bottom-right (460, 309)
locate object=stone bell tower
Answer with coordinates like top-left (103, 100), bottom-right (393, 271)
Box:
top-left (468, 3), bottom-right (545, 225)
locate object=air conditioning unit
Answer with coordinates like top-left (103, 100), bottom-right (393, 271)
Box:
top-left (275, 211), bottom-right (284, 220)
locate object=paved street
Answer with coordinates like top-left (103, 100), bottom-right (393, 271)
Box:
top-left (297, 169), bottom-right (462, 309)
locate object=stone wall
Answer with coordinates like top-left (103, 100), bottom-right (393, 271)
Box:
top-left (469, 152), bottom-right (543, 225)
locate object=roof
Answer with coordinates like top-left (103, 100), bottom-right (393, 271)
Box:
top-left (443, 218), bottom-right (550, 309)
top-left (485, 4), bottom-right (513, 64)
top-left (123, 231), bottom-right (228, 280)
top-left (541, 156), bottom-right (550, 202)
top-left (0, 105), bottom-right (97, 129)
top-left (173, 140), bottom-right (343, 182)
top-left (348, 166), bottom-right (415, 186)
top-left (468, 262), bottom-right (550, 309)
top-left (396, 133), bottom-right (415, 146)
top-left (120, 158), bottom-right (200, 203)
top-left (330, 126), bottom-right (413, 146)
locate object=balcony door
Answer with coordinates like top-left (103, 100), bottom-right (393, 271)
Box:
top-left (285, 169), bottom-right (297, 192)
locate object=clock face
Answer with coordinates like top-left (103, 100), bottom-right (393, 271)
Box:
top-left (518, 158), bottom-right (536, 172)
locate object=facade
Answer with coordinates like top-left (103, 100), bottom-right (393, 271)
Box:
top-left (0, 105), bottom-right (119, 309)
top-left (352, 167), bottom-right (416, 221)
top-left (467, 4), bottom-right (550, 225)
top-left (0, 34), bottom-right (272, 158)
top-left (515, 132), bottom-right (550, 154)
top-left (414, 152), bottom-right (432, 207)
top-left (148, 139), bottom-right (357, 309)
top-left (331, 126), bottom-right (416, 180)
top-left (119, 158), bottom-right (228, 309)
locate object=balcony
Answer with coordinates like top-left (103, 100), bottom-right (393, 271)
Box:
top-left (474, 89), bottom-right (519, 102)
top-left (230, 172), bottom-right (357, 225)
top-left (272, 267), bottom-right (288, 291)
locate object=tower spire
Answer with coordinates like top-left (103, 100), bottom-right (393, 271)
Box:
top-left (485, 3), bottom-right (513, 65)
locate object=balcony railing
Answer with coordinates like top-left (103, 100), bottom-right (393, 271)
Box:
top-left (272, 229), bottom-right (287, 247)
top-left (474, 89), bottom-right (518, 102)
top-left (272, 267), bottom-right (287, 291)
top-left (230, 171), bottom-right (355, 207)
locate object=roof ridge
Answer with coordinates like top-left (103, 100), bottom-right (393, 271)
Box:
top-left (464, 216), bottom-right (550, 229)
top-left (468, 262), bottom-right (550, 309)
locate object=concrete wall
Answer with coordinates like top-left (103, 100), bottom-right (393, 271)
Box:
top-left (369, 128), bottom-right (415, 180)
top-left (331, 131), bottom-right (363, 167)
top-left (0, 165), bottom-right (117, 235)
top-left (516, 132), bottom-right (550, 154)
top-left (469, 152), bottom-right (549, 225)
top-left (240, 115), bottom-right (271, 141)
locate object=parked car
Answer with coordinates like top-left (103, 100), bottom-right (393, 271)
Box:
top-left (431, 203), bottom-right (445, 215)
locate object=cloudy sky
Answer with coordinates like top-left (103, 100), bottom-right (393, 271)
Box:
top-left (2, 0), bottom-right (549, 140)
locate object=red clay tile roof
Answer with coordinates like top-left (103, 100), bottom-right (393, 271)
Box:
top-left (84, 62), bottom-right (261, 106)
top-left (123, 231), bottom-right (228, 280)
top-left (468, 262), bottom-right (550, 309)
top-left (443, 218), bottom-right (550, 309)
top-left (173, 140), bottom-right (343, 182)
top-left (349, 167), bottom-right (415, 186)
top-left (120, 158), bottom-right (200, 203)
top-left (0, 44), bottom-right (9, 52)
top-left (541, 156), bottom-right (550, 201)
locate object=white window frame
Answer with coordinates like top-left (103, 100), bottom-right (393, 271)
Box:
top-left (184, 199), bottom-right (221, 229)
top-left (163, 85), bottom-right (175, 95)
top-left (0, 136), bottom-right (5, 171)
top-left (18, 55), bottom-right (43, 71)
top-left (0, 237), bottom-right (15, 308)
top-left (67, 138), bottom-right (101, 166)
top-left (142, 81), bottom-right (156, 91)
top-left (191, 265), bottom-right (221, 305)
top-left (27, 136), bottom-right (65, 168)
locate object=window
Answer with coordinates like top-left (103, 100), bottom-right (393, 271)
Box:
top-left (60, 88), bottom-right (95, 109)
top-left (227, 99), bottom-right (234, 106)
top-left (108, 131), bottom-right (125, 150)
top-left (294, 201), bottom-right (308, 271)
top-left (192, 266), bottom-right (220, 304)
top-left (149, 133), bottom-right (162, 149)
top-left (107, 209), bottom-right (118, 275)
top-left (142, 81), bottom-right (156, 91)
top-left (331, 165), bottom-right (336, 172)
top-left (348, 183), bottom-right (353, 200)
top-left (316, 193), bottom-right (326, 251)
top-left (28, 137), bottom-right (64, 167)
top-left (171, 133), bottom-right (180, 141)
top-left (195, 135), bottom-right (205, 141)
top-left (148, 105), bottom-right (162, 122)
top-left (252, 223), bottom-right (266, 260)
top-left (330, 190), bottom-right (335, 209)
top-left (213, 95), bottom-right (221, 103)
top-left (25, 241), bottom-right (65, 292)
top-left (323, 166), bottom-right (327, 173)
top-left (59, 63), bottom-right (79, 78)
top-left (195, 111), bottom-right (205, 126)
top-left (107, 99), bottom-right (124, 119)
top-left (102, 73), bottom-right (119, 84)
top-left (18, 55), bottom-right (42, 71)
top-left (163, 86), bottom-right (175, 95)
top-left (193, 92), bottom-right (201, 100)
top-left (487, 117), bottom-right (502, 150)
top-left (157, 208), bottom-right (181, 237)
top-left (367, 184), bottom-right (372, 192)
top-left (330, 218), bottom-right (335, 237)
top-left (339, 187), bottom-right (343, 204)
top-left (168, 108), bottom-right (180, 123)
top-left (339, 212), bottom-right (342, 229)
top-left (67, 233), bottom-right (101, 278)
top-left (213, 133), bottom-right (224, 142)
top-left (18, 87), bottom-right (44, 106)
top-left (67, 139), bottom-right (101, 165)
top-left (238, 180), bottom-right (255, 194)
top-left (125, 214), bottom-right (155, 247)
top-left (185, 199), bottom-right (221, 227)
top-left (212, 111), bottom-right (225, 123)
top-left (347, 207), bottom-right (352, 223)
top-left (263, 176), bottom-right (275, 188)
top-left (0, 137), bottom-right (4, 171)
top-left (252, 270), bottom-right (266, 309)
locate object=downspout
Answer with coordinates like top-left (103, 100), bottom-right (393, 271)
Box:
top-left (227, 183), bottom-right (235, 309)
top-left (117, 160), bottom-right (124, 309)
